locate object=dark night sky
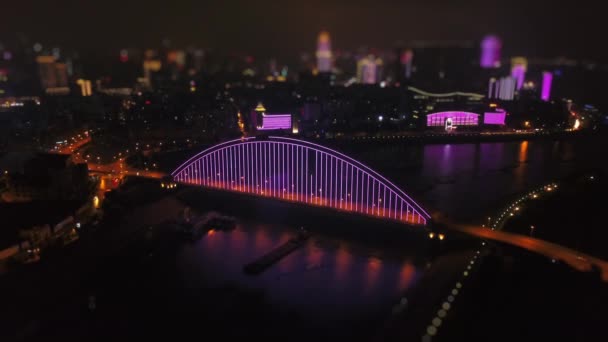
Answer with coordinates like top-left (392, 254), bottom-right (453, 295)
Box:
top-left (1, 0), bottom-right (606, 61)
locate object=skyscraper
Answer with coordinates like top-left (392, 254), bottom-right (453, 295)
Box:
top-left (488, 76), bottom-right (516, 101)
top-left (541, 71), bottom-right (553, 101)
top-left (76, 79), bottom-right (92, 96)
top-left (36, 56), bottom-right (69, 95)
top-left (488, 78), bottom-right (497, 98)
top-left (480, 35), bottom-right (501, 68)
top-left (401, 49), bottom-right (414, 79)
top-left (357, 55), bottom-right (383, 84)
top-left (511, 57), bottom-right (528, 90)
top-left (498, 76), bottom-right (516, 100)
top-left (316, 31), bottom-right (332, 73)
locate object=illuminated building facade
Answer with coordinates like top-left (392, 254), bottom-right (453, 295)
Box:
top-left (250, 102), bottom-right (266, 130)
top-left (541, 71), bottom-right (553, 101)
top-left (316, 31), bottom-right (333, 73)
top-left (483, 109), bottom-right (507, 125)
top-left (251, 103), bottom-right (293, 131)
top-left (480, 35), bottom-right (501, 68)
top-left (427, 111), bottom-right (480, 127)
top-left (143, 59), bottom-right (162, 84)
top-left (36, 56), bottom-right (69, 95)
top-left (258, 114), bottom-right (292, 131)
top-left (488, 76), bottom-right (516, 100)
top-left (401, 49), bottom-right (414, 79)
top-left (76, 79), bottom-right (92, 96)
top-left (357, 55), bottom-right (383, 84)
top-left (511, 57), bottom-right (528, 90)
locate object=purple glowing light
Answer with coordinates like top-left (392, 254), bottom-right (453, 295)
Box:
top-left (171, 136), bottom-right (430, 225)
top-left (511, 64), bottom-right (526, 90)
top-left (483, 112), bottom-right (507, 125)
top-left (480, 35), bottom-right (501, 68)
top-left (541, 71), bottom-right (553, 102)
top-left (427, 111), bottom-right (480, 127)
top-left (258, 114), bottom-right (292, 130)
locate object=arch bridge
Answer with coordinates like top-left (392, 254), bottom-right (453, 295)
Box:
top-left (172, 136), bottom-right (431, 225)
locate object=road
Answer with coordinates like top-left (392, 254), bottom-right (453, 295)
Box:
top-left (54, 135), bottom-right (91, 154)
top-left (435, 216), bottom-right (608, 282)
top-left (51, 134), bottom-right (166, 180)
top-left (86, 160), bottom-right (165, 179)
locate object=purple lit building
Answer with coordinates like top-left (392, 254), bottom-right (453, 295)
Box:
top-left (483, 109), bottom-right (507, 125)
top-left (316, 31), bottom-right (332, 73)
top-left (541, 71), bottom-right (553, 101)
top-left (251, 102), bottom-right (293, 131)
top-left (258, 114), bottom-right (292, 131)
top-left (480, 35), bottom-right (501, 68)
top-left (427, 111), bottom-right (480, 127)
top-left (511, 57), bottom-right (528, 90)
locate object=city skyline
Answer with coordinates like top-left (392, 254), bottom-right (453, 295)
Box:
top-left (1, 0), bottom-right (607, 61)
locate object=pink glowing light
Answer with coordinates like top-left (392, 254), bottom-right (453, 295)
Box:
top-left (541, 71), bottom-right (552, 102)
top-left (483, 112), bottom-right (506, 125)
top-left (511, 64), bottom-right (526, 90)
top-left (427, 111), bottom-right (480, 127)
top-left (258, 114), bottom-right (292, 130)
top-left (480, 35), bottom-right (501, 68)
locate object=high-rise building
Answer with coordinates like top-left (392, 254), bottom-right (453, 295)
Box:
top-left (76, 79), bottom-right (92, 96)
top-left (250, 102), bottom-right (265, 130)
top-left (541, 71), bottom-right (553, 101)
top-left (401, 49), bottom-right (414, 79)
top-left (480, 35), bottom-right (501, 68)
top-left (511, 57), bottom-right (528, 90)
top-left (36, 56), bottom-right (69, 95)
top-left (249, 102), bottom-right (293, 132)
top-left (488, 78), bottom-right (497, 98)
top-left (316, 31), bottom-right (333, 73)
top-left (357, 55), bottom-right (383, 84)
top-left (488, 76), bottom-right (516, 100)
top-left (142, 58), bottom-right (162, 87)
top-left (167, 50), bottom-right (186, 69)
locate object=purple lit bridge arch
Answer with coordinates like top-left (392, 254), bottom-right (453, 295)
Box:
top-left (171, 136), bottom-right (431, 225)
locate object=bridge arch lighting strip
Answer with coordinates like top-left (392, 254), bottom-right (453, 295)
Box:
top-left (171, 136), bottom-right (430, 225)
top-left (171, 137), bottom-right (255, 177)
top-left (270, 136), bottom-right (430, 219)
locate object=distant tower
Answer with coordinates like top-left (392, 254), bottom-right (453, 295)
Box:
top-left (36, 55), bottom-right (69, 95)
top-left (251, 102), bottom-right (266, 130)
top-left (480, 35), bottom-right (502, 68)
top-left (488, 76), bottom-right (516, 101)
top-left (541, 71), bottom-right (553, 101)
top-left (357, 55), bottom-right (383, 84)
top-left (401, 49), bottom-right (414, 79)
top-left (511, 57), bottom-right (528, 90)
top-left (488, 78), bottom-right (497, 98)
top-left (316, 31), bottom-right (333, 73)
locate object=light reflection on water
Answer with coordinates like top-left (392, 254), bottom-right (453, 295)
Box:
top-left (357, 138), bottom-right (608, 220)
top-left (176, 221), bottom-right (421, 320)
